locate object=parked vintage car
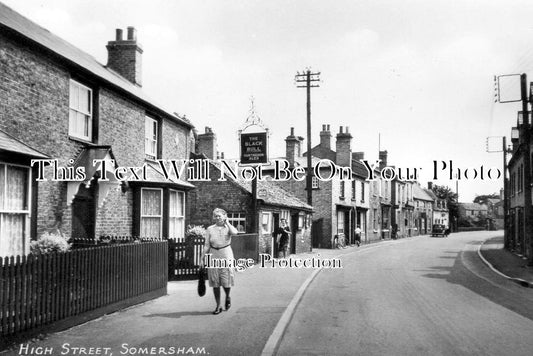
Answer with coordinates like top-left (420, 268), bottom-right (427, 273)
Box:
top-left (431, 224), bottom-right (448, 237)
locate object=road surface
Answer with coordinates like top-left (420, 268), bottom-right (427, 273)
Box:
top-left (276, 231), bottom-right (533, 356)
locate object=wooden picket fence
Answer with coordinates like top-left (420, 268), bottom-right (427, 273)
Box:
top-left (0, 241), bottom-right (167, 339)
top-left (168, 233), bottom-right (259, 280)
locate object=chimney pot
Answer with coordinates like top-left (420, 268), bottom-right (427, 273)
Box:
top-left (339, 126), bottom-right (344, 134)
top-left (107, 26), bottom-right (143, 86)
top-left (346, 126), bottom-right (350, 133)
top-left (319, 124), bottom-right (332, 149)
top-left (290, 127), bottom-right (295, 136)
top-left (197, 128), bottom-right (217, 160)
top-left (127, 26), bottom-right (137, 41)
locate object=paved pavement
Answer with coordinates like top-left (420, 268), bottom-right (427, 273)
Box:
top-left (479, 235), bottom-right (533, 288)
top-left (1, 232), bottom-right (531, 356)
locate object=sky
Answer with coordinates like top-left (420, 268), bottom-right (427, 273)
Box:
top-left (4, 0), bottom-right (533, 202)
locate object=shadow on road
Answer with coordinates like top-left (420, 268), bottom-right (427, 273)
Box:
top-left (143, 311), bottom-right (213, 319)
top-left (418, 245), bottom-right (533, 321)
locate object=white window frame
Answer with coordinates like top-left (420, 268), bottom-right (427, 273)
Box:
top-left (261, 211), bottom-right (272, 234)
top-left (168, 190), bottom-right (185, 239)
top-left (145, 116), bottom-right (158, 160)
top-left (69, 79), bottom-right (93, 141)
top-left (140, 188), bottom-right (163, 238)
top-left (337, 210), bottom-right (345, 234)
top-left (228, 212), bottom-right (246, 233)
top-left (0, 162), bottom-right (31, 256)
top-left (312, 176), bottom-right (320, 189)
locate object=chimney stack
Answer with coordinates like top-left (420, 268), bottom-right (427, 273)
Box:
top-left (335, 126), bottom-right (352, 167)
top-left (319, 124), bottom-right (332, 150)
top-left (427, 182), bottom-right (433, 190)
top-left (197, 127), bottom-right (217, 160)
top-left (352, 152), bottom-right (365, 162)
top-left (286, 127), bottom-right (304, 167)
top-left (379, 150), bottom-right (388, 170)
top-left (106, 26), bottom-right (143, 86)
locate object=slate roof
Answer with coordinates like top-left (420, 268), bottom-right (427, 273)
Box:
top-left (413, 183), bottom-right (434, 201)
top-left (207, 159), bottom-right (313, 211)
top-left (0, 2), bottom-right (192, 128)
top-left (0, 129), bottom-right (48, 158)
top-left (424, 188), bottom-right (438, 200)
top-left (263, 156), bottom-right (324, 170)
top-left (460, 203), bottom-right (488, 211)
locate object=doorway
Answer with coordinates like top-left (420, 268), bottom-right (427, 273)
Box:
top-left (72, 182), bottom-right (96, 239)
top-left (290, 213), bottom-right (298, 254)
top-left (272, 213), bottom-right (280, 257)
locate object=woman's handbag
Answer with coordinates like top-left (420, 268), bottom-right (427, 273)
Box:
top-left (197, 267), bottom-right (207, 297)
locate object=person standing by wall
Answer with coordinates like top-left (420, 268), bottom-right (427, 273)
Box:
top-left (354, 225), bottom-right (362, 247)
top-left (275, 218), bottom-right (291, 258)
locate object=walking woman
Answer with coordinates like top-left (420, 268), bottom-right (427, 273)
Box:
top-left (201, 208), bottom-right (238, 314)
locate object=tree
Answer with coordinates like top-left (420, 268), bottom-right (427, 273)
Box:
top-left (473, 193), bottom-right (500, 205)
top-left (431, 184), bottom-right (459, 229)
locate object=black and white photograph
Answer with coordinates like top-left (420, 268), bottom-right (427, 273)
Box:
top-left (0, 0), bottom-right (532, 355)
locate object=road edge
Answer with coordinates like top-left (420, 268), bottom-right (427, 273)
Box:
top-left (477, 238), bottom-right (533, 288)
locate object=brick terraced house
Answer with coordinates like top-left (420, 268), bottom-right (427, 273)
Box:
top-left (263, 125), bottom-right (376, 248)
top-left (0, 3), bottom-right (195, 256)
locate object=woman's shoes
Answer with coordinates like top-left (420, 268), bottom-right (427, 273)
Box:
top-left (225, 297), bottom-right (231, 311)
top-left (213, 307), bottom-right (223, 315)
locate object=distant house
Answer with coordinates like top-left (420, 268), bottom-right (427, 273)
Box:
top-left (424, 184), bottom-right (449, 229)
top-left (412, 183), bottom-right (434, 235)
top-left (261, 125), bottom-right (379, 248)
top-left (0, 4), bottom-right (195, 256)
top-left (188, 128), bottom-right (313, 256)
top-left (458, 203), bottom-right (488, 223)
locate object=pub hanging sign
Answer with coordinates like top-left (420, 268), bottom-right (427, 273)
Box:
top-left (240, 132), bottom-right (268, 164)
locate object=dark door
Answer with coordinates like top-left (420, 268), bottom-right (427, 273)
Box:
top-left (290, 213), bottom-right (298, 254)
top-left (272, 213), bottom-right (280, 257)
top-left (72, 182), bottom-right (96, 239)
top-left (312, 218), bottom-right (323, 248)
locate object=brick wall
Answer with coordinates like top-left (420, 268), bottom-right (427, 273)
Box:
top-left (188, 164), bottom-right (253, 229)
top-left (273, 175), bottom-right (333, 248)
top-left (0, 31), bottom-right (190, 240)
top-left (0, 33), bottom-right (87, 237)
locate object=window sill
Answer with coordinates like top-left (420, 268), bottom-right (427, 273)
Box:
top-left (145, 155), bottom-right (159, 163)
top-left (69, 135), bottom-right (95, 145)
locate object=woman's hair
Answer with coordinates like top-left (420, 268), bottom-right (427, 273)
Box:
top-left (212, 208), bottom-right (227, 217)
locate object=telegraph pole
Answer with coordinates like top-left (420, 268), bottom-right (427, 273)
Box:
top-left (502, 136), bottom-right (508, 247)
top-left (295, 69), bottom-right (320, 205)
top-left (486, 135), bottom-right (509, 245)
top-left (521, 74), bottom-right (533, 265)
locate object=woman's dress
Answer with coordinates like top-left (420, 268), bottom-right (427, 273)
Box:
top-left (205, 224), bottom-right (235, 288)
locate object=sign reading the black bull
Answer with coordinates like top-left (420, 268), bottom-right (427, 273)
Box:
top-left (240, 132), bottom-right (268, 164)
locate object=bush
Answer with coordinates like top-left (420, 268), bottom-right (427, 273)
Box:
top-left (31, 232), bottom-right (71, 254)
top-left (185, 225), bottom-right (206, 241)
